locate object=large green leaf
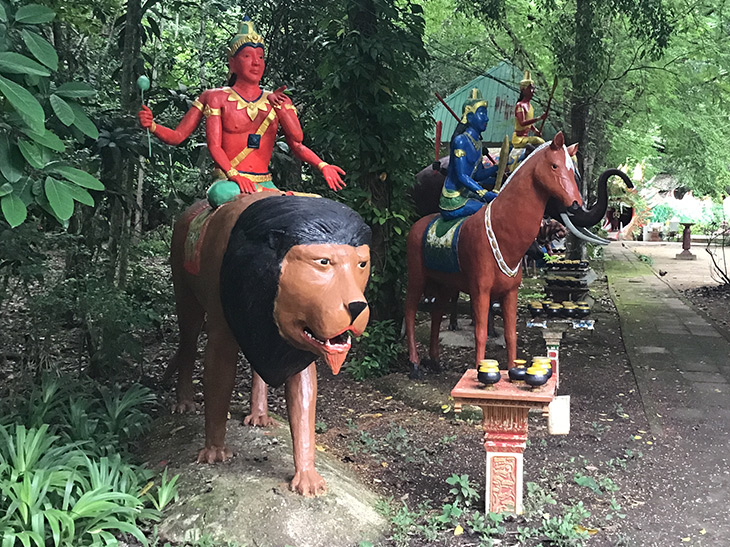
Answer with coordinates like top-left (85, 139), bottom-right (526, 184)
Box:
top-left (58, 179), bottom-right (94, 206)
top-left (0, 134), bottom-right (24, 183)
top-left (0, 4), bottom-right (7, 23)
top-left (0, 52), bottom-right (50, 76)
top-left (44, 176), bottom-right (74, 220)
top-left (0, 182), bottom-right (12, 196)
top-left (54, 82), bottom-right (96, 98)
top-left (13, 177), bottom-right (35, 204)
top-left (67, 101), bottom-right (98, 139)
top-left (14, 4), bottom-right (56, 24)
top-left (50, 165), bottom-right (104, 190)
top-left (20, 30), bottom-right (58, 71)
top-left (49, 94), bottom-right (74, 125)
top-left (23, 128), bottom-right (65, 152)
top-left (1, 193), bottom-right (28, 227)
top-left (0, 75), bottom-right (45, 133)
top-left (18, 139), bottom-right (45, 169)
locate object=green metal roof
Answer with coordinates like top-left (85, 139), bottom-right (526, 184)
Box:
top-left (430, 60), bottom-right (554, 146)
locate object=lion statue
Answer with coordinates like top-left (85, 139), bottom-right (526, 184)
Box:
top-left (165, 193), bottom-right (371, 496)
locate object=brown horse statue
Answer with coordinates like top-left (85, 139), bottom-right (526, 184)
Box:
top-left (404, 132), bottom-right (631, 378)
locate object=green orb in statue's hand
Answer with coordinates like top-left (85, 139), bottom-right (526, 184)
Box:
top-left (136, 75), bottom-right (150, 91)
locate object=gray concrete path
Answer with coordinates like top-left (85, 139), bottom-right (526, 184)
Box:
top-left (605, 241), bottom-right (730, 546)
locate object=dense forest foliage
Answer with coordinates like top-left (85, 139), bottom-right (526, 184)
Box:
top-left (2, 0), bottom-right (729, 319)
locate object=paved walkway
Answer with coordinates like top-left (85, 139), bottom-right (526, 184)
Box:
top-left (605, 241), bottom-right (730, 546)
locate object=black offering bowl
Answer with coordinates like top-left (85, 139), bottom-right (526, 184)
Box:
top-left (477, 360), bottom-right (501, 386)
top-left (509, 366), bottom-right (527, 382)
top-left (478, 370), bottom-right (501, 385)
top-left (528, 302), bottom-right (544, 318)
top-left (524, 366), bottom-right (549, 387)
top-left (546, 304), bottom-right (563, 318)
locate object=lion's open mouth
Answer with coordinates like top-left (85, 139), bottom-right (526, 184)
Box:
top-left (303, 327), bottom-right (352, 353)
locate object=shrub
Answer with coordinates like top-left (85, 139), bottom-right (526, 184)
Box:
top-left (0, 375), bottom-right (177, 546)
top-left (347, 319), bottom-right (401, 380)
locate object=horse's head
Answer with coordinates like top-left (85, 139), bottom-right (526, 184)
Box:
top-left (532, 132), bottom-right (583, 210)
top-left (537, 131), bottom-right (635, 246)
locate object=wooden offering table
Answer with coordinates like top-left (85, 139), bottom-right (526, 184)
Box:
top-left (451, 370), bottom-right (557, 514)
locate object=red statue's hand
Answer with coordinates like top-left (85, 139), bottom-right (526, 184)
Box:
top-left (269, 85), bottom-right (291, 108)
top-left (534, 127), bottom-right (543, 137)
top-left (138, 104), bottom-right (154, 128)
top-left (232, 174), bottom-right (257, 194)
top-left (322, 164), bottom-right (346, 191)
top-left (539, 112), bottom-right (548, 121)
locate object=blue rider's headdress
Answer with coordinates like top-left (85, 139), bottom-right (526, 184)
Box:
top-left (461, 88), bottom-right (488, 123)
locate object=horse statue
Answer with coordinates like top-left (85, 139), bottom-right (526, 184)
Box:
top-left (404, 132), bottom-right (632, 378)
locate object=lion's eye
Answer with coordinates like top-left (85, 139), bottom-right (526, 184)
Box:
top-left (358, 261), bottom-right (368, 268)
top-left (551, 164), bottom-right (558, 170)
top-left (317, 258), bottom-right (330, 265)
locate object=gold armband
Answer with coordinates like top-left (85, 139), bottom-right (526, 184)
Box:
top-left (203, 105), bottom-right (221, 117)
top-left (454, 149), bottom-right (466, 158)
top-left (476, 189), bottom-right (487, 197)
top-left (226, 168), bottom-right (239, 178)
top-left (192, 99), bottom-right (204, 111)
top-left (317, 161), bottom-right (329, 170)
top-left (149, 122), bottom-right (157, 133)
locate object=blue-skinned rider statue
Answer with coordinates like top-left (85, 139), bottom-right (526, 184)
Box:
top-left (439, 89), bottom-right (499, 220)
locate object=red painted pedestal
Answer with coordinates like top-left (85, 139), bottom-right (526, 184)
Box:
top-left (451, 370), bottom-right (556, 514)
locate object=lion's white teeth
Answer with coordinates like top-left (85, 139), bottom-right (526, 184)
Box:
top-left (324, 335), bottom-right (351, 351)
top-left (305, 329), bottom-right (326, 345)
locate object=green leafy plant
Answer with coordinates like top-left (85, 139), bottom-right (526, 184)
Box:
top-left (573, 473), bottom-right (602, 495)
top-left (467, 511), bottom-right (505, 537)
top-left (347, 319), bottom-right (401, 380)
top-left (0, 3), bottom-right (104, 227)
top-left (446, 473), bottom-right (479, 508)
top-left (523, 481), bottom-right (557, 518)
top-left (0, 375), bottom-right (177, 546)
top-left (539, 502), bottom-right (592, 546)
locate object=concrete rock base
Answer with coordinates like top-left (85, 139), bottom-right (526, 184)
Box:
top-left (141, 412), bottom-right (387, 547)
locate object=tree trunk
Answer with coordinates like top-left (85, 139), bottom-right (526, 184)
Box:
top-left (570, 0), bottom-right (596, 177)
top-left (132, 158), bottom-right (145, 243)
top-left (114, 0), bottom-right (143, 288)
top-left (567, 0), bottom-right (598, 260)
top-left (347, 0), bottom-right (400, 321)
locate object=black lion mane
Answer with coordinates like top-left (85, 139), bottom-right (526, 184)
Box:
top-left (220, 196), bottom-right (371, 387)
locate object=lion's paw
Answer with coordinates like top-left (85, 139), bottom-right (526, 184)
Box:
top-left (172, 399), bottom-right (197, 413)
top-left (196, 445), bottom-right (233, 464)
top-left (243, 413), bottom-right (275, 427)
top-left (290, 469), bottom-right (327, 497)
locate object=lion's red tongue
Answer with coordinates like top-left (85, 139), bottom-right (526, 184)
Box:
top-left (323, 351), bottom-right (348, 375)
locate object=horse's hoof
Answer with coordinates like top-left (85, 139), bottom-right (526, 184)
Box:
top-left (422, 358), bottom-right (441, 372)
top-left (409, 363), bottom-right (424, 380)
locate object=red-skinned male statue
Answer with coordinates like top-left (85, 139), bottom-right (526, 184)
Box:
top-left (512, 70), bottom-right (547, 149)
top-left (138, 18), bottom-right (373, 497)
top-left (138, 17), bottom-right (344, 207)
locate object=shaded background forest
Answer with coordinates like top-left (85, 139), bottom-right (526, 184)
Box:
top-left (2, 0), bottom-right (730, 373)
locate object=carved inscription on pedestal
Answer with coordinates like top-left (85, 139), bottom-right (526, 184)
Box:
top-left (490, 455), bottom-right (518, 513)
